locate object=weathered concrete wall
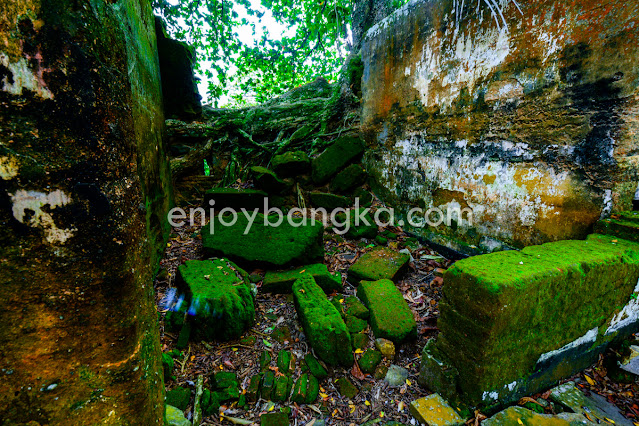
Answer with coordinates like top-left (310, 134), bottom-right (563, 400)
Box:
top-left (361, 0), bottom-right (639, 253)
top-left (0, 0), bottom-right (172, 424)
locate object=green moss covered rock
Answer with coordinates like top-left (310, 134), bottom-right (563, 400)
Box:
top-left (348, 247), bottom-right (410, 284)
top-left (172, 259), bottom-right (255, 341)
top-left (312, 136), bottom-right (366, 184)
top-left (352, 333), bottom-right (369, 350)
top-left (426, 234), bottom-right (639, 407)
top-left (250, 166), bottom-right (289, 194)
top-left (202, 214), bottom-right (324, 267)
top-left (346, 315), bottom-right (368, 333)
top-left (336, 208), bottom-right (378, 239)
top-left (335, 377), bottom-right (359, 399)
top-left (293, 275), bottom-right (353, 366)
top-left (359, 350), bottom-right (382, 374)
top-left (277, 350), bottom-right (295, 375)
top-left (262, 264), bottom-right (342, 294)
top-left (203, 188), bottom-right (267, 210)
top-left (309, 192), bottom-right (351, 210)
top-left (165, 387), bottom-right (191, 411)
top-left (595, 211), bottom-right (639, 243)
top-left (291, 373), bottom-right (319, 404)
top-left (272, 150), bottom-right (311, 177)
top-left (330, 164), bottom-right (367, 193)
top-left (165, 404), bottom-right (192, 426)
top-left (162, 353), bottom-right (174, 382)
top-left (301, 354), bottom-right (329, 380)
top-left (357, 279), bottom-right (417, 344)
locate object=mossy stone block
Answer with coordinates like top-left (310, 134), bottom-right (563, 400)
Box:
top-left (176, 322), bottom-right (191, 350)
top-left (335, 377), bottom-right (359, 399)
top-left (345, 295), bottom-right (369, 319)
top-left (293, 275), bottom-right (353, 366)
top-left (273, 375), bottom-right (292, 402)
top-left (277, 350), bottom-right (295, 375)
top-left (409, 393), bottom-right (465, 426)
top-left (260, 412), bottom-right (290, 426)
top-left (309, 192), bottom-right (351, 210)
top-left (247, 374), bottom-right (262, 402)
top-left (272, 150), bottom-right (311, 177)
top-left (202, 214), bottom-right (324, 267)
top-left (212, 372), bottom-right (240, 402)
top-left (348, 247), bottom-right (410, 284)
top-left (250, 166), bottom-right (289, 194)
top-left (359, 350), bottom-right (382, 374)
top-left (301, 354), bottom-right (329, 380)
top-left (432, 234), bottom-right (639, 406)
top-left (203, 188), bottom-right (267, 210)
top-left (165, 387), bottom-right (191, 411)
top-left (595, 212), bottom-right (639, 243)
top-left (290, 373), bottom-right (318, 404)
top-left (330, 164), bottom-right (367, 193)
top-left (262, 264), bottom-right (342, 294)
top-left (375, 236), bottom-right (388, 245)
top-left (173, 259), bottom-right (255, 341)
top-left (271, 326), bottom-right (292, 343)
top-left (352, 333), bottom-right (368, 350)
top-left (345, 315), bottom-right (368, 333)
top-left (336, 208), bottom-right (378, 239)
top-left (162, 353), bottom-right (174, 382)
top-left (260, 371), bottom-right (276, 400)
top-left (259, 350), bottom-right (272, 371)
top-left (312, 136), bottom-right (366, 184)
top-left (357, 279), bottom-right (417, 344)
top-left (352, 188), bottom-right (374, 207)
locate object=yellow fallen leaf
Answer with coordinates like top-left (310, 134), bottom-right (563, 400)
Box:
top-left (232, 347), bottom-right (238, 351)
top-left (398, 401), bottom-right (405, 411)
top-left (517, 419), bottom-right (523, 425)
top-left (300, 269), bottom-right (306, 273)
top-left (350, 404), bottom-right (356, 413)
top-left (339, 299), bottom-right (344, 303)
top-left (605, 419), bottom-right (615, 424)
top-left (406, 379), bottom-right (412, 386)
top-left (319, 393), bottom-right (328, 399)
top-left (365, 400), bottom-right (371, 406)
top-left (584, 375), bottom-right (596, 386)
top-left (268, 405), bottom-right (274, 412)
top-left (355, 349), bottom-right (364, 354)
top-left (380, 412), bottom-right (385, 418)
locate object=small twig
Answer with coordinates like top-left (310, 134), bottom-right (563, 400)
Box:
top-left (193, 374), bottom-right (204, 425)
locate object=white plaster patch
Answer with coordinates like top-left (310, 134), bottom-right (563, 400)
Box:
top-left (482, 390), bottom-right (499, 401)
top-left (10, 189), bottom-right (75, 244)
top-left (600, 189), bottom-right (613, 219)
top-left (506, 380), bottom-right (517, 391)
top-left (536, 327), bottom-right (598, 365)
top-left (0, 52), bottom-right (53, 100)
top-left (605, 279), bottom-right (639, 336)
top-left (0, 155), bottom-right (19, 180)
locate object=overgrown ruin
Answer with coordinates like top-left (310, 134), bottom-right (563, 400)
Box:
top-left (1, 0), bottom-right (639, 425)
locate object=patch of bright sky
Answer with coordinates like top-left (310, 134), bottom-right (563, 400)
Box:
top-left (163, 0), bottom-right (295, 106)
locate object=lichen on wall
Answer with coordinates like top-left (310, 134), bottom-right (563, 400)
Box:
top-left (361, 0), bottom-right (639, 252)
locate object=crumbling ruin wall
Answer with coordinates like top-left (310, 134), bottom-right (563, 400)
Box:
top-left (361, 0), bottom-right (639, 253)
top-left (0, 0), bottom-right (172, 424)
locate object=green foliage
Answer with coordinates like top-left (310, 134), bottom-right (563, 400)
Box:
top-left (153, 0), bottom-right (359, 105)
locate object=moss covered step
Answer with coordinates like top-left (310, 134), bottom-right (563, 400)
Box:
top-left (272, 150), bottom-right (311, 177)
top-left (202, 214), bottom-right (324, 267)
top-left (335, 208), bottom-right (378, 239)
top-left (423, 234), bottom-right (639, 408)
top-left (311, 135), bottom-right (366, 184)
top-left (250, 166), bottom-right (289, 194)
top-left (595, 211), bottom-right (639, 243)
top-left (330, 164), bottom-right (367, 193)
top-left (357, 279), bottom-right (417, 344)
top-left (293, 275), bottom-right (353, 366)
top-left (309, 192), bottom-right (351, 210)
top-left (170, 259), bottom-right (255, 341)
top-left (348, 247), bottom-right (410, 284)
top-left (262, 264), bottom-right (342, 294)
top-left (203, 188), bottom-right (268, 210)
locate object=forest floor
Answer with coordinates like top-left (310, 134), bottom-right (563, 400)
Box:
top-left (154, 202), bottom-right (639, 425)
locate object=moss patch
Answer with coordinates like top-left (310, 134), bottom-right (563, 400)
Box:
top-left (595, 213), bottom-right (639, 243)
top-left (173, 259), bottom-right (255, 341)
top-left (359, 350), bottom-right (382, 374)
top-left (262, 264), bottom-right (342, 294)
top-left (348, 247), bottom-right (410, 284)
top-left (311, 136), bottom-right (366, 184)
top-left (357, 279), bottom-right (417, 344)
top-left (202, 214), bottom-right (324, 267)
top-left (293, 275), bottom-right (353, 366)
top-left (250, 166), bottom-right (289, 194)
top-left (330, 164), bottom-right (367, 193)
top-left (271, 150), bottom-right (311, 177)
top-left (309, 192), bottom-right (352, 210)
